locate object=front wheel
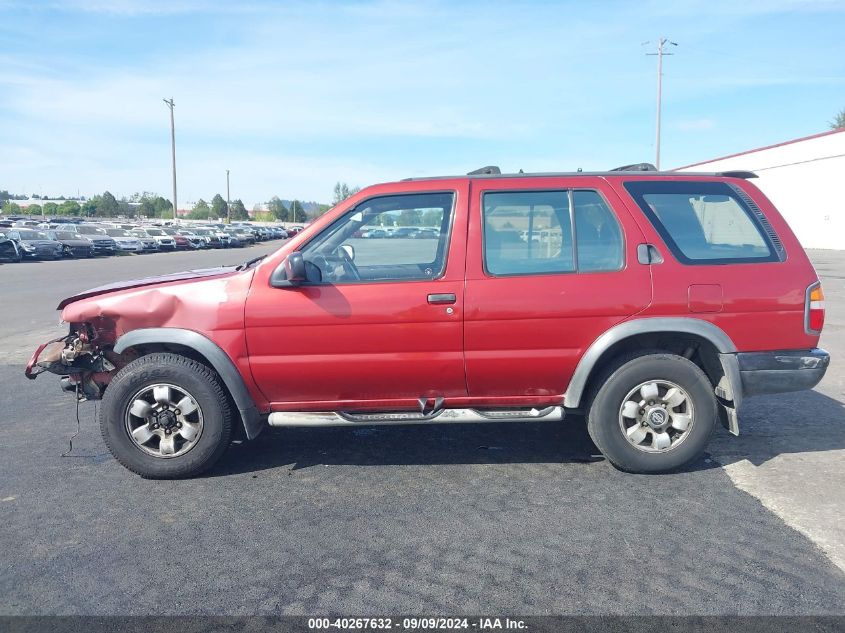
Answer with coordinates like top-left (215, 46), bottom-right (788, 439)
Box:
top-left (587, 353), bottom-right (716, 473)
top-left (100, 353), bottom-right (234, 478)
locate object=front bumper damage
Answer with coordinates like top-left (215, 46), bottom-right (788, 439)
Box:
top-left (25, 325), bottom-right (118, 400)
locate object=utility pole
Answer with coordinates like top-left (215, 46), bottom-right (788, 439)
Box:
top-left (646, 38), bottom-right (676, 170)
top-left (163, 98), bottom-right (177, 219)
top-left (226, 169), bottom-right (231, 223)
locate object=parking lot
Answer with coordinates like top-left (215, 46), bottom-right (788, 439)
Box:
top-left (0, 246), bottom-right (843, 615)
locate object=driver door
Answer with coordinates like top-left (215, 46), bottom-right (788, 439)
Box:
top-left (245, 183), bottom-right (469, 408)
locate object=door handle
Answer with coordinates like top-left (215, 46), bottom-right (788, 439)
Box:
top-left (427, 293), bottom-right (456, 305)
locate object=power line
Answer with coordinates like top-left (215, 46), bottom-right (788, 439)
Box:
top-left (646, 37), bottom-right (677, 170)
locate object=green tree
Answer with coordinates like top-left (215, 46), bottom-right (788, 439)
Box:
top-left (397, 209), bottom-right (422, 226)
top-left (289, 199), bottom-right (305, 223)
top-left (267, 196), bottom-right (288, 221)
top-left (152, 197), bottom-right (172, 218)
top-left (2, 201), bottom-right (21, 214)
top-left (97, 191), bottom-right (120, 217)
top-left (59, 200), bottom-right (81, 216)
top-left (42, 202), bottom-right (59, 216)
top-left (137, 198), bottom-right (156, 218)
top-left (81, 198), bottom-right (99, 217)
top-left (229, 198), bottom-right (249, 221)
top-left (421, 209), bottom-right (442, 226)
top-left (332, 182), bottom-right (360, 205)
top-left (831, 107), bottom-right (845, 129)
top-left (308, 203), bottom-right (332, 220)
top-left (25, 204), bottom-right (43, 216)
top-left (211, 194), bottom-right (228, 219)
top-left (188, 199), bottom-right (211, 220)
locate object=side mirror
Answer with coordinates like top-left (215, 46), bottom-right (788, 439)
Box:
top-left (340, 243), bottom-right (355, 261)
top-left (270, 251), bottom-right (306, 287)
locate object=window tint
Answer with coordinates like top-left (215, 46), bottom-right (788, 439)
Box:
top-left (624, 181), bottom-right (777, 264)
top-left (302, 192), bottom-right (454, 283)
top-left (482, 190), bottom-right (622, 276)
top-left (573, 190), bottom-right (624, 272)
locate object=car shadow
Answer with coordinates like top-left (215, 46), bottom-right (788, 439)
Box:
top-left (709, 388), bottom-right (845, 467)
top-left (206, 388), bottom-right (844, 477)
top-left (206, 416), bottom-right (609, 477)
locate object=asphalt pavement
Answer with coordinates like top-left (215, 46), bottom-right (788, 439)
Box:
top-left (1, 245), bottom-right (843, 615)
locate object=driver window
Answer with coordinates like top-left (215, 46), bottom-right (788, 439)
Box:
top-left (302, 192), bottom-right (455, 284)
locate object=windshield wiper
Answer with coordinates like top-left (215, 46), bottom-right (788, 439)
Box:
top-left (236, 255), bottom-right (266, 271)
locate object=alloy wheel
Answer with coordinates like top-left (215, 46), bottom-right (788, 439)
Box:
top-left (124, 383), bottom-right (204, 458)
top-left (618, 380), bottom-right (695, 453)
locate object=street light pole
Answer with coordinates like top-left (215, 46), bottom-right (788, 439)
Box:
top-left (647, 38), bottom-right (676, 170)
top-left (163, 98), bottom-right (177, 219)
top-left (226, 169), bottom-right (231, 223)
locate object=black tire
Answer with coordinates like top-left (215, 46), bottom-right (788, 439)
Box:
top-left (100, 353), bottom-right (234, 479)
top-left (586, 352), bottom-right (716, 474)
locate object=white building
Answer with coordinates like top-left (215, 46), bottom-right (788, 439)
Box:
top-left (677, 128), bottom-right (845, 250)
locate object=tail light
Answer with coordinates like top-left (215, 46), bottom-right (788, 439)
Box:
top-left (805, 282), bottom-right (825, 335)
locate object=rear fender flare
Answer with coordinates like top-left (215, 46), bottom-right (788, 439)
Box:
top-left (564, 317), bottom-right (739, 409)
top-left (113, 328), bottom-right (263, 439)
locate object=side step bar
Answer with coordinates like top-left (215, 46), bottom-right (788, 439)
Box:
top-left (267, 406), bottom-right (565, 428)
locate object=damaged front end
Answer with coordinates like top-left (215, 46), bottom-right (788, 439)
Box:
top-left (25, 322), bottom-right (122, 400)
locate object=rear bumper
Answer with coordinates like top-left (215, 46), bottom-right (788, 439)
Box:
top-left (737, 348), bottom-right (830, 396)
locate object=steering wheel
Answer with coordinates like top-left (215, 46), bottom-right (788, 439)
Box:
top-left (337, 245), bottom-right (360, 281)
top-left (311, 247), bottom-right (360, 282)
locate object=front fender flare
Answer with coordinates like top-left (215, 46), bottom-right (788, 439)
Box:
top-left (113, 328), bottom-right (263, 440)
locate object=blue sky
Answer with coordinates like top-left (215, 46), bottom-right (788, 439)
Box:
top-left (1, 0), bottom-right (843, 207)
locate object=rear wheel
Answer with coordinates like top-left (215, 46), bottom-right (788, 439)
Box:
top-left (587, 352), bottom-right (716, 473)
top-left (100, 353), bottom-right (234, 478)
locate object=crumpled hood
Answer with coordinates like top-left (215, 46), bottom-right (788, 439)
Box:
top-left (57, 266), bottom-right (239, 309)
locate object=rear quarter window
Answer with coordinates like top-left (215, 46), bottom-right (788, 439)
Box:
top-left (624, 180), bottom-right (781, 265)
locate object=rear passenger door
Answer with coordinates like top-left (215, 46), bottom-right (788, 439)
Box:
top-left (464, 177), bottom-right (651, 400)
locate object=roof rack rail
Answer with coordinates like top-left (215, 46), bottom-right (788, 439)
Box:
top-left (715, 170), bottom-right (758, 179)
top-left (467, 165), bottom-right (501, 175)
top-left (610, 162), bottom-right (658, 172)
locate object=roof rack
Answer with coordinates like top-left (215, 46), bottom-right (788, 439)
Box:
top-left (610, 163), bottom-right (658, 172)
top-left (467, 165), bottom-right (501, 175)
top-left (715, 170), bottom-right (758, 179)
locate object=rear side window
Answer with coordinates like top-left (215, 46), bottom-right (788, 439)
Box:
top-left (482, 189), bottom-right (623, 276)
top-left (624, 181), bottom-right (780, 264)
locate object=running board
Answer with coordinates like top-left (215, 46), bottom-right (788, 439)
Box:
top-left (267, 406), bottom-right (565, 428)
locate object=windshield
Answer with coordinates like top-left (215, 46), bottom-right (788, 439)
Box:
top-left (145, 229), bottom-right (165, 236)
top-left (76, 226), bottom-right (106, 235)
top-left (55, 232), bottom-right (77, 240)
top-left (162, 228), bottom-right (178, 235)
top-left (18, 230), bottom-right (47, 239)
top-left (106, 229), bottom-right (130, 237)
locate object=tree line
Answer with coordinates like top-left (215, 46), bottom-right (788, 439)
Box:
top-left (2, 180), bottom-right (363, 221)
top-left (1, 190), bottom-right (129, 217)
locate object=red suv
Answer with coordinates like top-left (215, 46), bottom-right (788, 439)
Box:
top-left (26, 165), bottom-right (829, 478)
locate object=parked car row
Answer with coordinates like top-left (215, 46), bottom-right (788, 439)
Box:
top-left (0, 218), bottom-right (293, 263)
top-left (358, 226), bottom-right (439, 239)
